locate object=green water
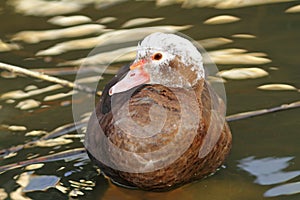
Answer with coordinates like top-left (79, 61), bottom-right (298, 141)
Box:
top-left (0, 0), bottom-right (300, 199)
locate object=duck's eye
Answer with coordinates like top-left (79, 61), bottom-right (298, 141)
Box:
top-left (152, 52), bottom-right (163, 61)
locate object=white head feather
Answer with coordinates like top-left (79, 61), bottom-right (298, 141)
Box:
top-left (137, 32), bottom-right (204, 80)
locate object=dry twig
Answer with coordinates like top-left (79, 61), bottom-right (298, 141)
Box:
top-left (0, 62), bottom-right (101, 96)
top-left (226, 101), bottom-right (300, 121)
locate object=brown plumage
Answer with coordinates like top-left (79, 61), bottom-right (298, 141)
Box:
top-left (85, 33), bottom-right (232, 191)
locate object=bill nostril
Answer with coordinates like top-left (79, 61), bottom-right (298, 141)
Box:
top-left (109, 88), bottom-right (113, 96)
top-left (130, 73), bottom-right (135, 77)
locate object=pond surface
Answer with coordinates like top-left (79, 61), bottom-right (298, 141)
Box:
top-left (0, 0), bottom-right (300, 199)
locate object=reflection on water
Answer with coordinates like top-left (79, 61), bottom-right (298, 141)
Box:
top-left (239, 156), bottom-right (300, 197)
top-left (9, 0), bottom-right (298, 17)
top-left (238, 156), bottom-right (298, 185)
top-left (47, 15), bottom-right (93, 27)
top-left (0, 0), bottom-right (300, 199)
top-left (0, 39), bottom-right (20, 52)
top-left (154, 0), bottom-right (296, 9)
top-left (265, 181), bottom-right (300, 197)
top-left (35, 25), bottom-right (191, 56)
top-left (285, 4), bottom-right (300, 13)
top-left (203, 15), bottom-right (240, 25)
top-left (12, 24), bottom-right (107, 44)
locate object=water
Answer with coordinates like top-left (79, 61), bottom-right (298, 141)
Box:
top-left (0, 0), bottom-right (300, 199)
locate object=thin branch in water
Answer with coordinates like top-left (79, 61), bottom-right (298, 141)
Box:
top-left (0, 120), bottom-right (87, 158)
top-left (0, 62), bottom-right (101, 96)
top-left (0, 148), bottom-right (87, 173)
top-left (226, 101), bottom-right (300, 122)
top-left (32, 66), bottom-right (120, 76)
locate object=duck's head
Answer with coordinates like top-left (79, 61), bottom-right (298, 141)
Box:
top-left (109, 32), bottom-right (204, 95)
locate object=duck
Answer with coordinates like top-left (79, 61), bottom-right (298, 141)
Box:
top-left (85, 32), bottom-right (232, 191)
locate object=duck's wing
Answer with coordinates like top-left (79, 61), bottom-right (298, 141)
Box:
top-left (197, 80), bottom-right (231, 159)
